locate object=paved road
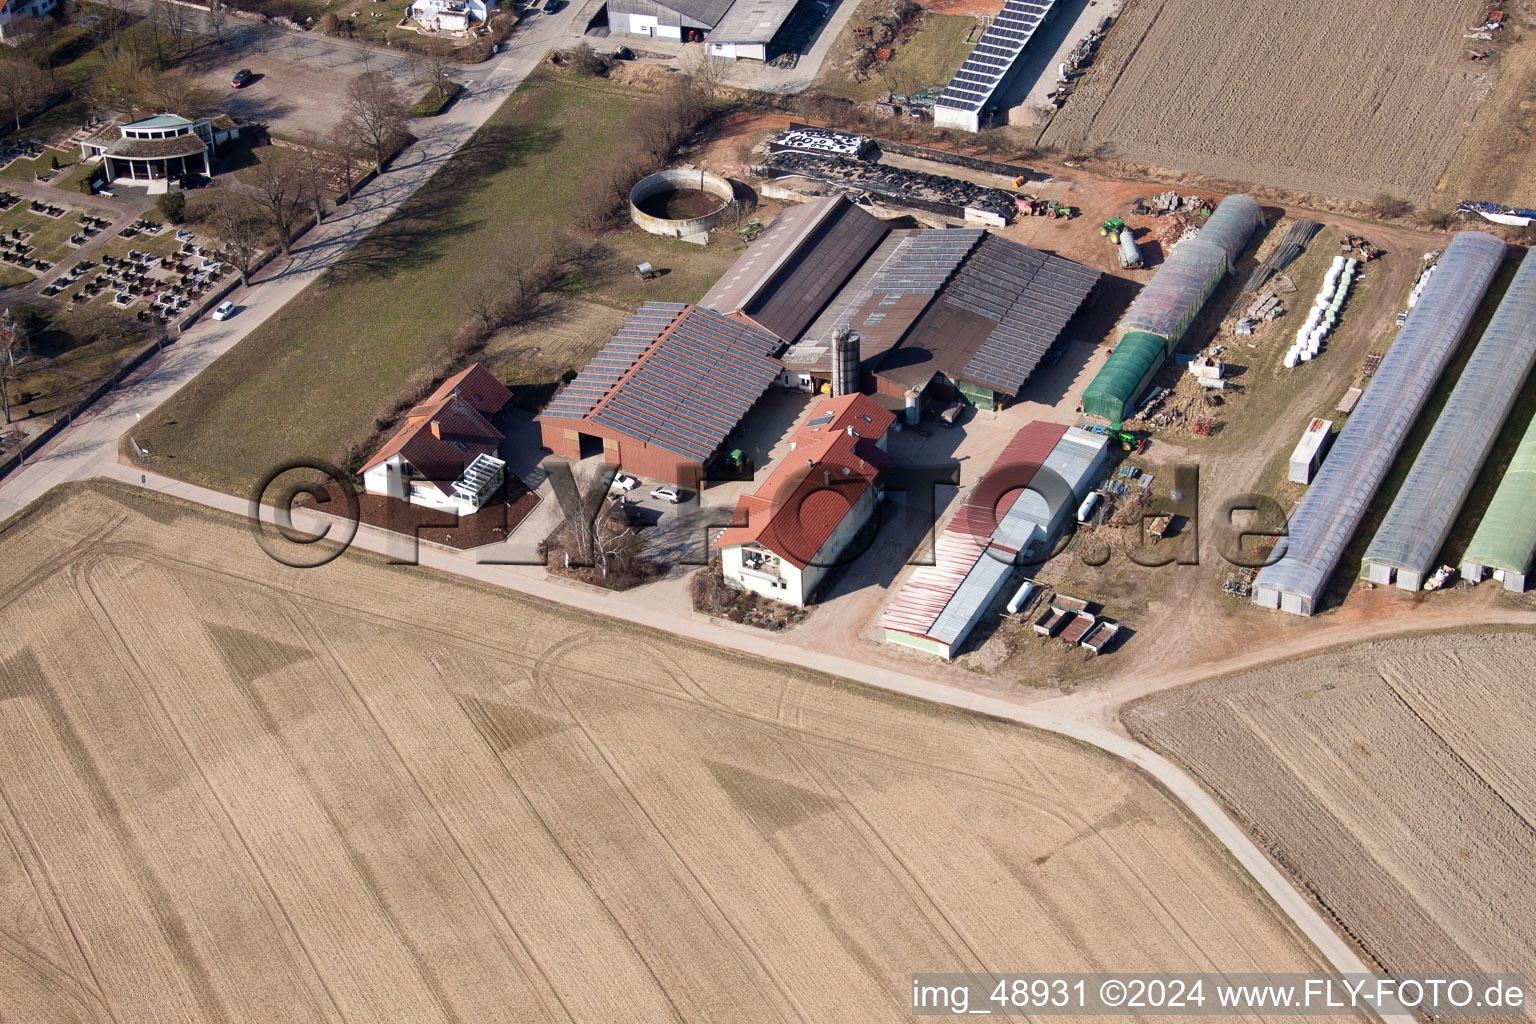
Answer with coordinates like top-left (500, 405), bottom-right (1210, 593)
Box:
top-left (97, 459), bottom-right (1408, 1021)
top-left (0, 20), bottom-right (1413, 1008)
top-left (0, 2), bottom-right (581, 522)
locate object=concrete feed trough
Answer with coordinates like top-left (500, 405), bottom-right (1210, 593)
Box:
top-left (630, 167), bottom-right (735, 240)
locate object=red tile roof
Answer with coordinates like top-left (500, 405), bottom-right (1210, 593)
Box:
top-left (362, 363), bottom-right (511, 493)
top-left (714, 393), bottom-right (893, 569)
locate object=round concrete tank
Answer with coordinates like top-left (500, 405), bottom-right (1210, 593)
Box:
top-left (629, 167), bottom-right (736, 239)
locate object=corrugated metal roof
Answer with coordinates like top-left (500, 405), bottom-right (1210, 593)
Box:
top-left (708, 0), bottom-right (800, 42)
top-left (539, 303), bottom-right (783, 463)
top-left (741, 201), bottom-right (891, 342)
top-left (880, 423), bottom-right (1104, 649)
top-left (700, 199), bottom-right (843, 316)
top-left (1363, 252), bottom-right (1536, 582)
top-left (1255, 231), bottom-right (1507, 612)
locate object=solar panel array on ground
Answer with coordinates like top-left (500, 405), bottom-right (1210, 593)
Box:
top-left (543, 303), bottom-right (784, 463)
top-left (937, 0), bottom-right (1059, 114)
top-left (947, 237), bottom-right (1101, 396)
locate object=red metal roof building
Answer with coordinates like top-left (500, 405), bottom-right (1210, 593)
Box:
top-left (713, 393), bottom-right (895, 606)
top-left (538, 303), bottom-right (786, 488)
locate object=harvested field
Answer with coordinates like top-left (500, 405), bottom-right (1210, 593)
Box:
top-left (1041, 0), bottom-right (1494, 202)
top-left (1126, 632), bottom-right (1536, 1013)
top-left (0, 481), bottom-right (1341, 1023)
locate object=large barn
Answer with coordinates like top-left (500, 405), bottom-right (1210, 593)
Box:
top-left (538, 303), bottom-right (785, 489)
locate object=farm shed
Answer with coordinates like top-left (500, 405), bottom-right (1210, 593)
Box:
top-left (539, 303), bottom-right (785, 488)
top-left (1462, 415), bottom-right (1536, 592)
top-left (1083, 195), bottom-right (1261, 425)
top-left (934, 0), bottom-right (1061, 133)
top-left (1363, 252), bottom-right (1536, 590)
top-left (881, 423), bottom-right (1106, 658)
top-left (776, 228), bottom-right (1099, 408)
top-left (698, 196), bottom-right (891, 343)
top-left (604, 0), bottom-right (731, 40)
top-left (1253, 231), bottom-right (1506, 615)
top-left (1288, 418), bottom-right (1334, 485)
top-left (705, 0), bottom-right (801, 59)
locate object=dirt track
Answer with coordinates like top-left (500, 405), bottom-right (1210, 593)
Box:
top-left (1041, 0), bottom-right (1493, 202)
top-left (0, 482), bottom-right (1345, 1023)
top-left (1126, 632), bottom-right (1536, 1021)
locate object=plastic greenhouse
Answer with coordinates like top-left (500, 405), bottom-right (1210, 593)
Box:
top-left (1083, 194), bottom-right (1263, 426)
top-left (1462, 415), bottom-right (1536, 591)
top-left (1363, 250), bottom-right (1536, 590)
top-left (1081, 332), bottom-right (1166, 422)
top-left (1253, 230), bottom-right (1506, 615)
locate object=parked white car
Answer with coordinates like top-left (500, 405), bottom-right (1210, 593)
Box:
top-left (609, 472), bottom-right (640, 494)
top-left (211, 300), bottom-right (237, 321)
top-left (650, 485), bottom-right (682, 504)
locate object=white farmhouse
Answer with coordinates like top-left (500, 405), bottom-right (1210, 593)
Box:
top-left (362, 364), bottom-right (513, 516)
top-left (407, 0), bottom-right (487, 34)
top-left (713, 393), bottom-right (894, 607)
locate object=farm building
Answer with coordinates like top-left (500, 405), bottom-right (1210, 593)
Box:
top-left (1362, 252), bottom-right (1536, 591)
top-left (699, 196), bottom-right (891, 343)
top-left (602, 0), bottom-right (731, 40)
top-left (713, 393), bottom-right (895, 606)
top-left (881, 422), bottom-right (1107, 658)
top-left (704, 0), bottom-right (800, 59)
top-left (1253, 231), bottom-right (1506, 615)
top-left (1288, 418), bottom-right (1333, 485)
top-left (1462, 414), bottom-right (1536, 592)
top-left (362, 364), bottom-right (513, 516)
top-left (777, 226), bottom-right (1100, 410)
top-left (539, 303), bottom-right (784, 488)
top-left (1081, 194), bottom-right (1263, 425)
top-left (933, 0), bottom-right (1060, 132)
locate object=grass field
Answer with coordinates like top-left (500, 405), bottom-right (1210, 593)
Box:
top-left (0, 480), bottom-right (1340, 1023)
top-left (1127, 632), bottom-right (1536, 999)
top-left (814, 9), bottom-right (976, 103)
top-left (133, 71), bottom-right (748, 495)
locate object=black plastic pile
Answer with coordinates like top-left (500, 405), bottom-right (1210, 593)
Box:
top-left (765, 151), bottom-right (1016, 221)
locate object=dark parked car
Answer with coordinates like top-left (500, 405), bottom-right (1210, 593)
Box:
top-left (179, 173), bottom-right (207, 190)
top-left (542, 0), bottom-right (560, 13)
top-left (231, 68), bottom-right (253, 88)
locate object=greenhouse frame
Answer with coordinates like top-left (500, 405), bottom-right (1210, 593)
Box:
top-left (1462, 414), bottom-right (1536, 592)
top-left (1252, 230), bottom-right (1506, 615)
top-left (1362, 252), bottom-right (1536, 590)
top-left (1081, 331), bottom-right (1166, 422)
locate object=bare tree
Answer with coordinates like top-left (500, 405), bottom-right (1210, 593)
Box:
top-left (82, 0), bottom-right (131, 60)
top-left (342, 70), bottom-right (408, 168)
top-left (328, 123), bottom-right (359, 198)
top-left (205, 0), bottom-right (230, 42)
top-left (151, 72), bottom-right (220, 118)
top-left (0, 309), bottom-right (26, 425)
top-left (86, 52), bottom-right (154, 110)
top-left (422, 36), bottom-right (454, 99)
top-left (684, 49), bottom-right (727, 105)
top-left (153, 0), bottom-right (193, 56)
top-left (250, 151), bottom-right (307, 255)
top-left (298, 131), bottom-right (330, 223)
top-left (209, 194), bottom-right (267, 285)
top-left (0, 55), bottom-right (47, 132)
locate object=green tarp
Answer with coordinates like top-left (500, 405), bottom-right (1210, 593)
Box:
top-left (1463, 416), bottom-right (1536, 576)
top-left (1081, 331), bottom-right (1166, 425)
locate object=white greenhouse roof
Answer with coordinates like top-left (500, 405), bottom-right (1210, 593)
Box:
top-left (1254, 230), bottom-right (1507, 613)
top-left (1363, 250), bottom-right (1536, 582)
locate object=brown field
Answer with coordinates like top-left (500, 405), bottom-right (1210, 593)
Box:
top-left (0, 482), bottom-right (1342, 1023)
top-left (1041, 0), bottom-right (1494, 202)
top-left (1126, 632), bottom-right (1536, 1015)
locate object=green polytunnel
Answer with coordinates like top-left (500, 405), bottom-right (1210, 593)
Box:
top-left (1081, 331), bottom-right (1167, 425)
top-left (1462, 417), bottom-right (1536, 584)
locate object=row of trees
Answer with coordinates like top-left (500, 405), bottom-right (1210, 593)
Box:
top-left (575, 79), bottom-right (713, 231)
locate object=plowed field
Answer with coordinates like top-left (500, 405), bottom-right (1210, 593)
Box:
top-left (1127, 632), bottom-right (1536, 1019)
top-left (0, 483), bottom-right (1337, 1023)
top-left (1041, 0), bottom-right (1494, 201)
